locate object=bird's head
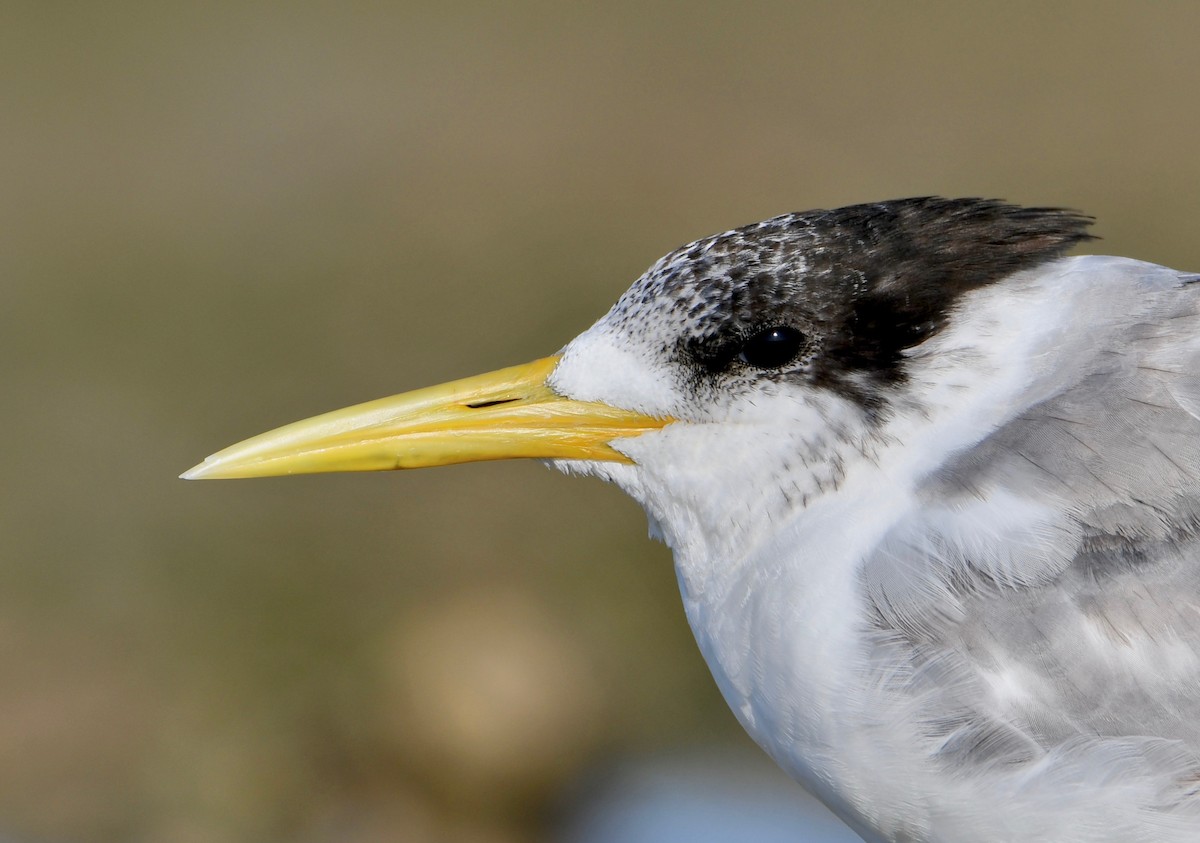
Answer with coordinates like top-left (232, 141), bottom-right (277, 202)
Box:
top-left (184, 198), bottom-right (1092, 558)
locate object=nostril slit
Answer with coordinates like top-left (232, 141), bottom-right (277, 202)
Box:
top-left (465, 398), bottom-right (519, 409)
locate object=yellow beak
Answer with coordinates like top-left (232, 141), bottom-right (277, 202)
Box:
top-left (182, 356), bottom-right (672, 480)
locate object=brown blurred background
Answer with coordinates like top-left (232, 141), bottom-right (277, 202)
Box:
top-left (3, 2), bottom-right (1199, 841)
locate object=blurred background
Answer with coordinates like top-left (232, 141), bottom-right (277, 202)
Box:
top-left (3, 2), bottom-right (1200, 841)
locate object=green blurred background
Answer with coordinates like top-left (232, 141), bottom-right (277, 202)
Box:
top-left (3, 2), bottom-right (1200, 841)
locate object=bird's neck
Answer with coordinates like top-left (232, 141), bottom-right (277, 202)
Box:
top-left (667, 458), bottom-right (916, 837)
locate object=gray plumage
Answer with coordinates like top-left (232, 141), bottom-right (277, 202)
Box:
top-left (863, 266), bottom-right (1200, 815)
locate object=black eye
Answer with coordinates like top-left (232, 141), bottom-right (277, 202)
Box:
top-left (738, 326), bottom-right (806, 369)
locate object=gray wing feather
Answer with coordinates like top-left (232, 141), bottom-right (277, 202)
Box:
top-left (862, 267), bottom-right (1200, 790)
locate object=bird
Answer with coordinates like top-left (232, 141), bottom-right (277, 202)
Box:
top-left (184, 197), bottom-right (1200, 842)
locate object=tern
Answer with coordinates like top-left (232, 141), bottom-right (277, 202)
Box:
top-left (185, 198), bottom-right (1200, 842)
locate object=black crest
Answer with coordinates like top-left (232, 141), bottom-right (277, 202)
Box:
top-left (622, 197), bottom-right (1096, 406)
top-left (807, 197), bottom-right (1096, 393)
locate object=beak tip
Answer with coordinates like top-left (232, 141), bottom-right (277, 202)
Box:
top-left (180, 459), bottom-right (216, 480)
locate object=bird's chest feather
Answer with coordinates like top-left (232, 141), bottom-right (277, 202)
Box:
top-left (670, 483), bottom-right (928, 837)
